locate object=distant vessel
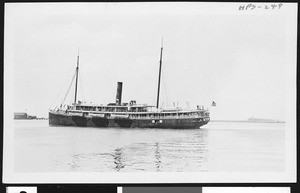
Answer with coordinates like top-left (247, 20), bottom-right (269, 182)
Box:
top-left (49, 43), bottom-right (210, 128)
top-left (247, 117), bottom-right (285, 123)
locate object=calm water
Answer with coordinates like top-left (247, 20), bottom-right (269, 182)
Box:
top-left (14, 120), bottom-right (285, 172)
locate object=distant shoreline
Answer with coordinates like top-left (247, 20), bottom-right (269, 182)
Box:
top-left (14, 118), bottom-right (49, 120)
top-left (210, 120), bottom-right (285, 123)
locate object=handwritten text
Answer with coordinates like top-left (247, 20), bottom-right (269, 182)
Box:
top-left (239, 3), bottom-right (283, 11)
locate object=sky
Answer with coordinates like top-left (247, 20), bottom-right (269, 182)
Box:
top-left (5, 2), bottom-right (297, 120)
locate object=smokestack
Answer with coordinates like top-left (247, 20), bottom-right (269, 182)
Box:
top-left (116, 82), bottom-right (123, 105)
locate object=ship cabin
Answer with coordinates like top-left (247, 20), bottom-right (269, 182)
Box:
top-left (63, 100), bottom-right (209, 120)
top-left (70, 100), bottom-right (154, 113)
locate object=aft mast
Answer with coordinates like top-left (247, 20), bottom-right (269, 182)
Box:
top-left (74, 49), bottom-right (79, 104)
top-left (156, 38), bottom-right (163, 109)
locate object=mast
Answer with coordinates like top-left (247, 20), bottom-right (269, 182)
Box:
top-left (156, 38), bottom-right (163, 109)
top-left (74, 50), bottom-right (79, 104)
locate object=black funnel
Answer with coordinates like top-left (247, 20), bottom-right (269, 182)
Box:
top-left (116, 82), bottom-right (123, 105)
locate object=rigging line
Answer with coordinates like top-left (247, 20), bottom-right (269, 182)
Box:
top-left (161, 68), bottom-right (169, 107)
top-left (78, 71), bottom-right (85, 102)
top-left (49, 69), bottom-right (76, 109)
top-left (148, 62), bottom-right (161, 105)
top-left (186, 101), bottom-right (190, 109)
top-left (130, 62), bottom-right (158, 99)
top-left (61, 71), bottom-right (76, 105)
top-left (137, 64), bottom-right (156, 89)
top-left (149, 62), bottom-right (162, 105)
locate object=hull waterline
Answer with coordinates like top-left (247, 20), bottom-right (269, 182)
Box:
top-left (49, 111), bottom-right (209, 129)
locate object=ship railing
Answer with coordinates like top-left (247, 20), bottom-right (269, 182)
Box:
top-left (63, 109), bottom-right (209, 119)
top-left (129, 114), bottom-right (209, 119)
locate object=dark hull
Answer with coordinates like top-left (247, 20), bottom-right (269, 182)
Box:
top-left (49, 112), bottom-right (209, 129)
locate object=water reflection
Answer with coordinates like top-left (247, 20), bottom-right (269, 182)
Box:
top-left (67, 130), bottom-right (210, 172)
top-left (154, 142), bottom-right (161, 171)
top-left (113, 148), bottom-right (125, 171)
top-left (65, 130), bottom-right (210, 172)
top-left (70, 154), bottom-right (80, 171)
top-left (15, 121), bottom-right (286, 172)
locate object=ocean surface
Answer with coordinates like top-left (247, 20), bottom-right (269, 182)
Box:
top-left (14, 120), bottom-right (285, 172)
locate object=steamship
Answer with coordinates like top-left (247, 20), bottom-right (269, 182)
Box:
top-left (49, 44), bottom-right (210, 129)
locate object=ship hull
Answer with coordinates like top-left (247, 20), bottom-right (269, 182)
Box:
top-left (49, 112), bottom-right (209, 129)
